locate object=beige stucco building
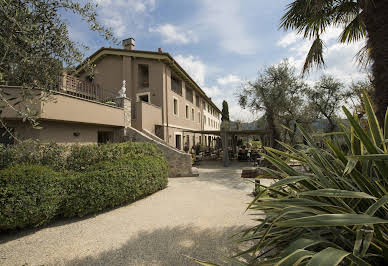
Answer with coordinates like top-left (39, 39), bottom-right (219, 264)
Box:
top-left (1, 38), bottom-right (221, 151)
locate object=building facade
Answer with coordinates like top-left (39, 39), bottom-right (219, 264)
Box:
top-left (1, 38), bottom-right (221, 151)
top-left (76, 38), bottom-right (221, 150)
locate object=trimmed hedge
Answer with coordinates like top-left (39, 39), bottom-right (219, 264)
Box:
top-left (0, 142), bottom-right (169, 231)
top-left (66, 142), bottom-right (164, 171)
top-left (0, 140), bottom-right (67, 171)
top-left (0, 165), bottom-right (65, 230)
top-left (0, 140), bottom-right (164, 171)
top-left (62, 155), bottom-right (168, 217)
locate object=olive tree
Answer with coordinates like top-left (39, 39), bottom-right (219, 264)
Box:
top-left (305, 75), bottom-right (348, 133)
top-left (281, 0), bottom-right (388, 124)
top-left (238, 60), bottom-right (307, 148)
top-left (0, 0), bottom-right (115, 137)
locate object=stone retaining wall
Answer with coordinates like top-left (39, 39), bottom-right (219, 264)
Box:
top-left (125, 127), bottom-right (194, 177)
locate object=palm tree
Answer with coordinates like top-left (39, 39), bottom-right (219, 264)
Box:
top-left (280, 0), bottom-right (388, 124)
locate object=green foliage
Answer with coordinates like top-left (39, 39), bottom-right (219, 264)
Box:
top-left (62, 155), bottom-right (168, 217)
top-left (0, 0), bottom-right (116, 130)
top-left (237, 92), bottom-right (388, 265)
top-left (239, 60), bottom-right (311, 147)
top-left (104, 101), bottom-right (117, 106)
top-left (0, 140), bottom-right (67, 171)
top-left (0, 142), bottom-right (169, 231)
top-left (66, 142), bottom-right (164, 171)
top-left (221, 100), bottom-right (230, 122)
top-left (0, 165), bottom-right (64, 230)
top-left (280, 0), bottom-right (367, 74)
top-left (1, 0), bottom-right (114, 87)
top-left (251, 140), bottom-right (262, 150)
top-left (305, 75), bottom-right (349, 133)
top-left (347, 79), bottom-right (374, 119)
top-left (0, 140), bottom-right (163, 171)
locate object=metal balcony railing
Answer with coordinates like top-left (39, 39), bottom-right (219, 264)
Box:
top-left (57, 74), bottom-right (103, 101)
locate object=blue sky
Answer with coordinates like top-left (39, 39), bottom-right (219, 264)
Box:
top-left (68, 0), bottom-right (368, 121)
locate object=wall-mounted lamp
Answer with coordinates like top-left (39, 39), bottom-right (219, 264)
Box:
top-left (73, 132), bottom-right (80, 137)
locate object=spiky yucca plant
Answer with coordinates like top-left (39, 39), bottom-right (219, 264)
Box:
top-left (228, 91), bottom-right (388, 266)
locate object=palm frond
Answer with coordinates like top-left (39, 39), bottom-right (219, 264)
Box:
top-left (235, 92), bottom-right (388, 265)
top-left (303, 36), bottom-right (325, 74)
top-left (355, 41), bottom-right (372, 69)
top-left (339, 11), bottom-right (366, 43)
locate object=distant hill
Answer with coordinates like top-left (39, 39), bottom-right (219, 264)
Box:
top-left (229, 120), bottom-right (264, 130)
top-left (229, 117), bottom-right (349, 132)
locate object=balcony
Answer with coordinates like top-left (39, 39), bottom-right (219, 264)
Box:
top-left (1, 83), bottom-right (125, 127)
top-left (131, 101), bottom-right (162, 134)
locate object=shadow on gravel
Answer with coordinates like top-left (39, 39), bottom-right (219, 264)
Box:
top-left (0, 191), bottom-right (165, 244)
top-left (63, 225), bottom-right (254, 266)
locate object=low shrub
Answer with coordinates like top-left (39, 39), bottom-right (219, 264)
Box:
top-left (66, 142), bottom-right (164, 171)
top-left (0, 140), bottom-right (66, 171)
top-left (0, 140), bottom-right (163, 171)
top-left (0, 165), bottom-right (65, 230)
top-left (0, 142), bottom-right (169, 231)
top-left (62, 155), bottom-right (168, 217)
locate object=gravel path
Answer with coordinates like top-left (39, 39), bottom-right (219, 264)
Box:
top-left (0, 161), bottom-right (268, 266)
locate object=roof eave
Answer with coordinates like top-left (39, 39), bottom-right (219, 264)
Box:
top-left (76, 48), bottom-right (221, 113)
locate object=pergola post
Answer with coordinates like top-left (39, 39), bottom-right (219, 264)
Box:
top-left (221, 129), bottom-right (229, 167)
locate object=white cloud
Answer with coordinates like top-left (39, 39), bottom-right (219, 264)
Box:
top-left (321, 27), bottom-right (343, 42)
top-left (203, 86), bottom-right (222, 98)
top-left (229, 104), bottom-right (258, 121)
top-left (93, 0), bottom-right (156, 38)
top-left (277, 27), bottom-right (367, 85)
top-left (174, 55), bottom-right (206, 86)
top-left (277, 31), bottom-right (300, 47)
top-left (216, 74), bottom-right (241, 85)
top-left (149, 24), bottom-right (198, 44)
top-left (197, 0), bottom-right (258, 55)
top-left (278, 26), bottom-right (343, 48)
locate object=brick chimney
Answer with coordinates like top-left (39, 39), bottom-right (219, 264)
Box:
top-left (122, 37), bottom-right (135, 50)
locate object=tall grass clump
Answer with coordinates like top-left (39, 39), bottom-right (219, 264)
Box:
top-left (231, 92), bottom-right (388, 265)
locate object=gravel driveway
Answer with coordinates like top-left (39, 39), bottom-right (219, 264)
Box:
top-left (0, 161), bottom-right (267, 266)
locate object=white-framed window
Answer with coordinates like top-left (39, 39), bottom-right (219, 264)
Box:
top-left (198, 112), bottom-right (201, 123)
top-left (195, 95), bottom-right (200, 107)
top-left (208, 117), bottom-right (210, 125)
top-left (138, 64), bottom-right (149, 88)
top-left (185, 104), bottom-right (189, 119)
top-left (136, 92), bottom-right (150, 103)
top-left (204, 115), bottom-right (206, 125)
top-left (171, 75), bottom-right (182, 95)
top-left (186, 87), bottom-right (194, 103)
top-left (174, 132), bottom-right (182, 150)
top-left (191, 108), bottom-right (195, 121)
top-left (173, 97), bottom-right (179, 116)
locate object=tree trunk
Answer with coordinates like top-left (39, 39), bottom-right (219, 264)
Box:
top-left (290, 123), bottom-right (297, 145)
top-left (327, 117), bottom-right (336, 133)
top-left (266, 111), bottom-right (281, 149)
top-left (363, 1), bottom-right (388, 125)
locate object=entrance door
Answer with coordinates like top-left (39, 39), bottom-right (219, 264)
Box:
top-left (175, 134), bottom-right (181, 150)
top-left (98, 131), bottom-right (113, 144)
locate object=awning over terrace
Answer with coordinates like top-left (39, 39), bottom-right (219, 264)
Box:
top-left (182, 129), bottom-right (272, 167)
top-left (182, 129), bottom-right (270, 136)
